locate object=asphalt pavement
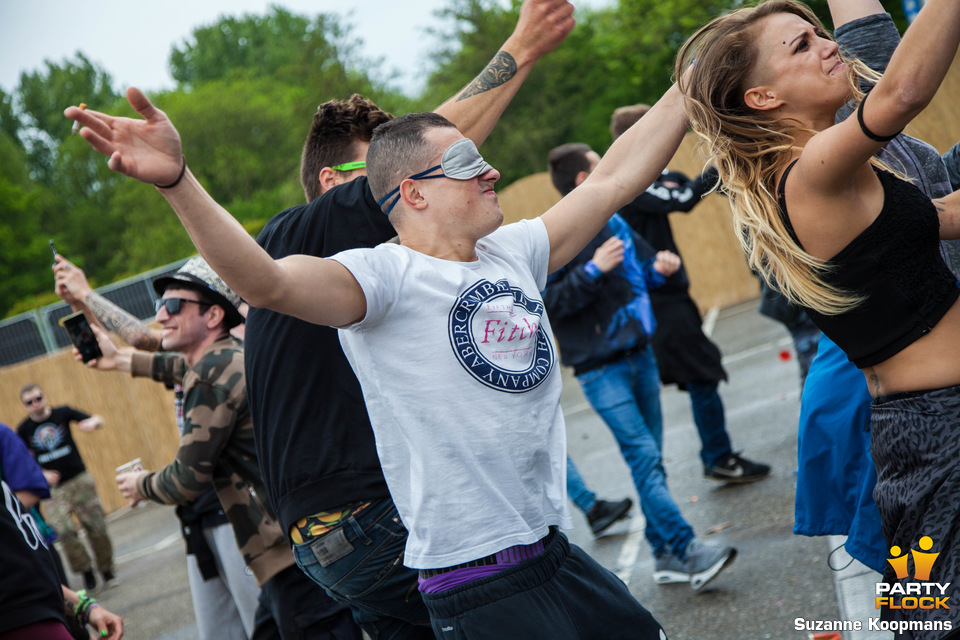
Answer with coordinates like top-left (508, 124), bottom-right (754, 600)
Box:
top-left (60, 300), bottom-right (893, 639)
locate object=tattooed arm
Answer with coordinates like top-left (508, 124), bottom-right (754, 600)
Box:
top-left (53, 255), bottom-right (162, 351)
top-left (435, 0), bottom-right (574, 147)
top-left (934, 190), bottom-right (960, 240)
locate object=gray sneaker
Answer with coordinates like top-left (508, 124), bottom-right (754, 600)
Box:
top-left (683, 538), bottom-right (736, 590)
top-left (653, 551), bottom-right (689, 584)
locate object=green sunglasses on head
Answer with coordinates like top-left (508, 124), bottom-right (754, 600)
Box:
top-left (330, 161), bottom-right (366, 172)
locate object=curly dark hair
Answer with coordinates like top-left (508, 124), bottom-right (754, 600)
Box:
top-left (299, 94), bottom-right (394, 202)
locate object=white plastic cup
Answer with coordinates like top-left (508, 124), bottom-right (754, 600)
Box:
top-left (115, 458), bottom-right (148, 507)
top-left (115, 458), bottom-right (143, 475)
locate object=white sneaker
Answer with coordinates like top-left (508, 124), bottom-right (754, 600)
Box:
top-left (683, 538), bottom-right (736, 590)
top-left (653, 551), bottom-right (690, 584)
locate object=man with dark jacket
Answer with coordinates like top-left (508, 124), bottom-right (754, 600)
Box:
top-left (543, 143), bottom-right (736, 590)
top-left (610, 104), bottom-right (771, 484)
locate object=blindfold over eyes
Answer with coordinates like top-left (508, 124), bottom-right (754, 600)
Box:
top-left (377, 138), bottom-right (493, 215)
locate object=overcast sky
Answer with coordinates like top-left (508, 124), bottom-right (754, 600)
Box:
top-left (0, 0), bottom-right (612, 98)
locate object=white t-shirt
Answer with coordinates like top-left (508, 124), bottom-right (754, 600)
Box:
top-left (331, 218), bottom-right (572, 569)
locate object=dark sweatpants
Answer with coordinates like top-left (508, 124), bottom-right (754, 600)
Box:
top-left (421, 530), bottom-right (666, 640)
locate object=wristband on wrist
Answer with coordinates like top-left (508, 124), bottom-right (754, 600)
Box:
top-left (80, 601), bottom-right (100, 626)
top-left (73, 589), bottom-right (87, 617)
top-left (156, 155), bottom-right (187, 189)
top-left (73, 590), bottom-right (97, 620)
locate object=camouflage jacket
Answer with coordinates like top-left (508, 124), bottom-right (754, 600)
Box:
top-left (130, 336), bottom-right (293, 585)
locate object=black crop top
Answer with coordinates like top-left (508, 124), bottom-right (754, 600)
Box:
top-left (777, 161), bottom-right (959, 368)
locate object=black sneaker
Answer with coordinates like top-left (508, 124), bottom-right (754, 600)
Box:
top-left (704, 452), bottom-right (771, 484)
top-left (586, 498), bottom-right (633, 536)
top-left (82, 569), bottom-right (97, 591)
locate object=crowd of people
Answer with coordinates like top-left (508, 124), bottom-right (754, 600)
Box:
top-left (4, 0), bottom-right (960, 638)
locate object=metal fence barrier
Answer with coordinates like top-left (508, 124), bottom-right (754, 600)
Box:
top-left (0, 258), bottom-right (189, 367)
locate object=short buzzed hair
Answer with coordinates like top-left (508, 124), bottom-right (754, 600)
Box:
top-left (20, 383), bottom-right (41, 399)
top-left (299, 94), bottom-right (394, 202)
top-left (610, 104), bottom-right (651, 141)
top-left (366, 112), bottom-right (457, 218)
top-left (547, 143), bottom-right (592, 197)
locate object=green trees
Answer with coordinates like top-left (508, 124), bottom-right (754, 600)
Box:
top-left (1, 7), bottom-right (391, 317)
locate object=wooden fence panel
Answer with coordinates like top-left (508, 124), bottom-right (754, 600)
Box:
top-left (1, 350), bottom-right (181, 514)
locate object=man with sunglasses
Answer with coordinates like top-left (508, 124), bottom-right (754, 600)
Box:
top-left (83, 257), bottom-right (360, 640)
top-left (17, 384), bottom-right (117, 593)
top-left (54, 255), bottom-right (263, 640)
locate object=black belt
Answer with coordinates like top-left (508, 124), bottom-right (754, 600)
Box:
top-left (419, 553), bottom-right (501, 578)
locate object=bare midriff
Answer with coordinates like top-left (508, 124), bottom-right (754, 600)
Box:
top-left (862, 298), bottom-right (960, 397)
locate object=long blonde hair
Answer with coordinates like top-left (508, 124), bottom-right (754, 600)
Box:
top-left (676, 0), bottom-right (884, 315)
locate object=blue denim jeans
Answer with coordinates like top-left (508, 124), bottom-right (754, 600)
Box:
top-left (565, 456), bottom-right (596, 514)
top-left (576, 345), bottom-right (695, 558)
top-left (291, 497), bottom-right (432, 640)
top-left (686, 381), bottom-right (733, 469)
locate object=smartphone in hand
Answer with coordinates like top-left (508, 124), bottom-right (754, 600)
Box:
top-left (49, 240), bottom-right (57, 265)
top-left (60, 311), bottom-right (102, 363)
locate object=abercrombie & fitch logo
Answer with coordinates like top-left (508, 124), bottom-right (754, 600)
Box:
top-left (448, 278), bottom-right (554, 393)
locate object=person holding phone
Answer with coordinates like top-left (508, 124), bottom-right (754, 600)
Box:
top-left (54, 254), bottom-right (260, 640)
top-left (16, 384), bottom-right (117, 593)
top-left (80, 257), bottom-right (360, 640)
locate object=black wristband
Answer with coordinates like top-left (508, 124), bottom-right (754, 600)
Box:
top-left (156, 155), bottom-right (187, 189)
top-left (856, 93), bottom-right (901, 142)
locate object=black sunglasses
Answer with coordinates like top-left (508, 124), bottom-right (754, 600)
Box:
top-left (155, 298), bottom-right (211, 316)
top-left (23, 394), bottom-right (43, 405)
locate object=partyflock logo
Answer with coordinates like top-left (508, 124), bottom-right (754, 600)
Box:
top-left (876, 536), bottom-right (950, 611)
top-left (794, 536), bottom-right (953, 635)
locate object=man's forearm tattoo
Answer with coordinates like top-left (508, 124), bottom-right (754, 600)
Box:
top-left (85, 292), bottom-right (162, 352)
top-left (457, 51), bottom-right (518, 102)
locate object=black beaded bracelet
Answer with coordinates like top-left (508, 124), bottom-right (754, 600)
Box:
top-left (156, 155), bottom-right (187, 189)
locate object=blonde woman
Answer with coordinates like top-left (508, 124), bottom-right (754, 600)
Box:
top-left (676, 0), bottom-right (960, 633)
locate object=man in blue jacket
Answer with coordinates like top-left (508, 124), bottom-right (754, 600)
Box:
top-left (543, 143), bottom-right (735, 590)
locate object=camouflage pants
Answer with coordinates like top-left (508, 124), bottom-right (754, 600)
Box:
top-left (47, 470), bottom-right (114, 574)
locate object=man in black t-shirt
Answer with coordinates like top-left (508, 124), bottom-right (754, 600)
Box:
top-left (17, 384), bottom-right (116, 592)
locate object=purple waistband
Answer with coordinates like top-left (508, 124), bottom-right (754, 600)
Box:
top-left (418, 537), bottom-right (548, 594)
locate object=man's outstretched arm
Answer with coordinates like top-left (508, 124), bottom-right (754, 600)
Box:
top-left (65, 90), bottom-right (366, 328)
top-left (435, 0), bottom-right (574, 146)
